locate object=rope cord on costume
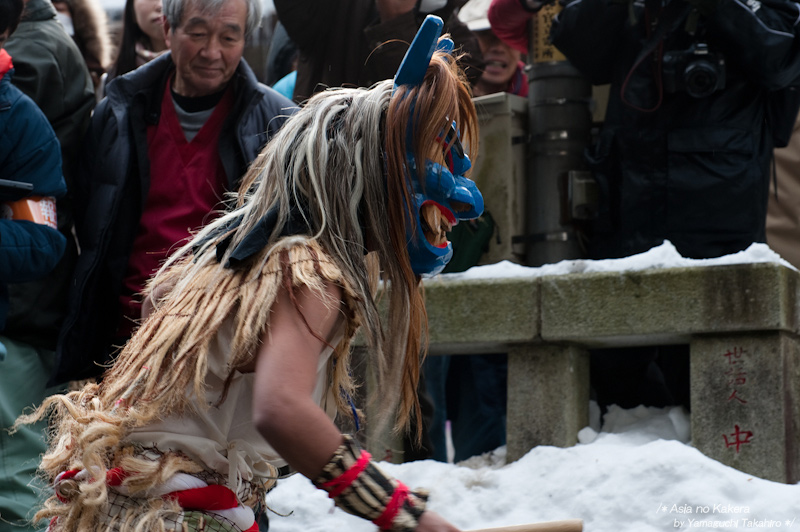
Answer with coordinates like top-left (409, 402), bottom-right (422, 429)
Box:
top-left (333, 357), bottom-right (361, 431)
top-left (49, 445), bottom-right (276, 532)
top-left (53, 467), bottom-right (259, 532)
top-left (347, 392), bottom-right (361, 432)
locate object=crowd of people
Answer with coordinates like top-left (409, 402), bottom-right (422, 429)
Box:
top-left (0, 0), bottom-right (492, 531)
top-left (3, 0), bottom-right (800, 530)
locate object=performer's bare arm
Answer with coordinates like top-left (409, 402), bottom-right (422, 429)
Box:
top-left (251, 280), bottom-right (345, 476)
top-left (251, 280), bottom-right (460, 532)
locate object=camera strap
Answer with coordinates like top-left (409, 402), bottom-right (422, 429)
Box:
top-left (620, 0), bottom-right (693, 112)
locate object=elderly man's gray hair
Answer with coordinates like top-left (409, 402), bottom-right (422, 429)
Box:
top-left (163, 0), bottom-right (263, 39)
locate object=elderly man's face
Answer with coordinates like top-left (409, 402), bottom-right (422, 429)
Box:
top-left (164, 0), bottom-right (247, 97)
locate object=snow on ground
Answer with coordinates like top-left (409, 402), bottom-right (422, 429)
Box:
top-left (266, 405), bottom-right (800, 532)
top-left (266, 242), bottom-right (799, 532)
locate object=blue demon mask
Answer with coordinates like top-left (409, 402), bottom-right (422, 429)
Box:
top-left (393, 15), bottom-right (485, 276)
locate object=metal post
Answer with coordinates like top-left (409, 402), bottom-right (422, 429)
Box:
top-left (520, 5), bottom-right (593, 267)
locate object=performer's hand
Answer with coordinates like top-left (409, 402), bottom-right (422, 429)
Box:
top-left (416, 511), bottom-right (461, 531)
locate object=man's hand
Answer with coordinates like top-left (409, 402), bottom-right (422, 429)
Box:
top-left (141, 276), bottom-right (177, 321)
top-left (377, 0), bottom-right (418, 21)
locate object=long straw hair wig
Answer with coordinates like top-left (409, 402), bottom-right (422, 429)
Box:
top-left (17, 41), bottom-right (477, 530)
top-left (146, 42), bottom-right (478, 435)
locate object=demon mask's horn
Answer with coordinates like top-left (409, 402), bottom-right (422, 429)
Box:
top-left (393, 15), bottom-right (453, 93)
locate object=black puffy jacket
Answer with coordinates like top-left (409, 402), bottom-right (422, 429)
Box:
top-left (53, 53), bottom-right (296, 385)
top-left (551, 0), bottom-right (800, 259)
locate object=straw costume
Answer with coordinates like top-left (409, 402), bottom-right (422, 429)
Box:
top-left (17, 16), bottom-right (483, 532)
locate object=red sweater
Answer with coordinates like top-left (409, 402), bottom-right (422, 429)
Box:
top-left (117, 84), bottom-right (233, 337)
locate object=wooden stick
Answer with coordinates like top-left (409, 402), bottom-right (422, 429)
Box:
top-left (466, 519), bottom-right (584, 532)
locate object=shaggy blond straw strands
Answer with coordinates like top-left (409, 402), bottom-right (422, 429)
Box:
top-left (17, 241), bottom-right (359, 531)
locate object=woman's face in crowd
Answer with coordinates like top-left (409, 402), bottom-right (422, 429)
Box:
top-left (476, 29), bottom-right (521, 88)
top-left (134, 0), bottom-right (164, 43)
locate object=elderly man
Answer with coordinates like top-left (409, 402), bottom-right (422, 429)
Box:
top-left (53, 0), bottom-right (296, 386)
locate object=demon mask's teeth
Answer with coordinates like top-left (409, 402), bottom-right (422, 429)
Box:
top-left (421, 203), bottom-right (451, 247)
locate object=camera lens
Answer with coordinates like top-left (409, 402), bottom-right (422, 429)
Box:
top-left (684, 60), bottom-right (718, 98)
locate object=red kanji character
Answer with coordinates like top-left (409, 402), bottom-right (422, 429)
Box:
top-left (727, 389), bottom-right (747, 404)
top-left (724, 368), bottom-right (747, 387)
top-left (723, 347), bottom-right (746, 365)
top-left (723, 425), bottom-right (753, 453)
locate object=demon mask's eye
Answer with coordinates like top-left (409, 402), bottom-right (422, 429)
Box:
top-left (435, 121), bottom-right (465, 175)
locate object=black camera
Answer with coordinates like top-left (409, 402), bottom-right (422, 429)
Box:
top-left (663, 43), bottom-right (726, 98)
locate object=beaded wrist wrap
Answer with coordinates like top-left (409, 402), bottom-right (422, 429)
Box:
top-left (314, 435), bottom-right (429, 532)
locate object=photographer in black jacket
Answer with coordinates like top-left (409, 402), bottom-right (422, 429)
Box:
top-left (550, 0), bottom-right (800, 260)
